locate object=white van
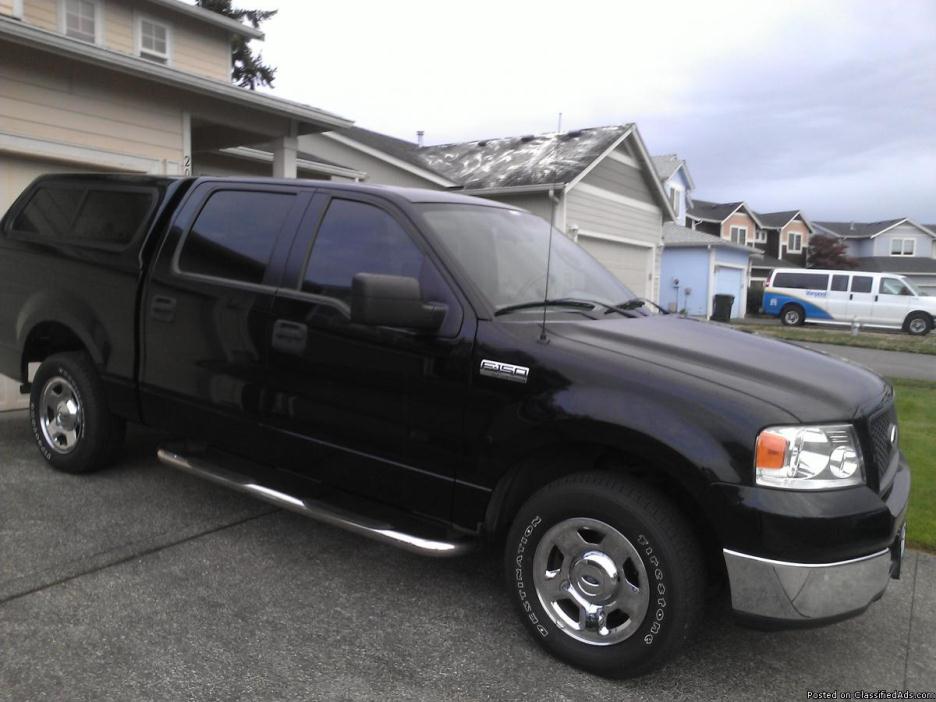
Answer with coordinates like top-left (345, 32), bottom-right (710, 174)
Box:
top-left (763, 268), bottom-right (935, 335)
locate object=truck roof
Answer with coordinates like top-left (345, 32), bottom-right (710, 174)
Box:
top-left (29, 174), bottom-right (519, 209)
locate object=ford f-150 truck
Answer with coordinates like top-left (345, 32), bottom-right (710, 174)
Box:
top-left (0, 174), bottom-right (909, 678)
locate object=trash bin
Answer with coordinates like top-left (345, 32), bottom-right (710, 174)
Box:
top-left (711, 294), bottom-right (734, 322)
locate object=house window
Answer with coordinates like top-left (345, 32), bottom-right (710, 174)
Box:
top-left (139, 17), bottom-right (171, 63)
top-left (668, 186), bottom-right (680, 214)
top-left (890, 238), bottom-right (915, 256)
top-left (61, 0), bottom-right (98, 44)
top-left (787, 232), bottom-right (803, 252)
top-left (753, 229), bottom-right (767, 243)
top-left (729, 226), bottom-right (747, 245)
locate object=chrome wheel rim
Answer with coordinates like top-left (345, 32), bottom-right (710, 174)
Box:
top-left (39, 376), bottom-right (83, 454)
top-left (909, 318), bottom-right (926, 334)
top-left (532, 517), bottom-right (650, 646)
top-left (784, 310), bottom-right (799, 325)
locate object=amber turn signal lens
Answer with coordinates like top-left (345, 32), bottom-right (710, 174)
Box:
top-left (756, 431), bottom-right (788, 470)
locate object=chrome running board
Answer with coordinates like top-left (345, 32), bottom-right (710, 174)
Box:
top-left (157, 446), bottom-right (475, 558)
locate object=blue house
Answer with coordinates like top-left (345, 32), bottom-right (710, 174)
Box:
top-left (660, 225), bottom-right (754, 318)
top-left (653, 154), bottom-right (754, 318)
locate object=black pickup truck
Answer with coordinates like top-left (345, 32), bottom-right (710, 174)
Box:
top-left (0, 174), bottom-right (909, 678)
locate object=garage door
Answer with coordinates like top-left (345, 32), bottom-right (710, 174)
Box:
top-left (578, 236), bottom-right (653, 298)
top-left (0, 156), bottom-right (109, 411)
top-left (714, 266), bottom-right (744, 318)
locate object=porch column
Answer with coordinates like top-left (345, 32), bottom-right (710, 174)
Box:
top-left (271, 134), bottom-right (298, 179)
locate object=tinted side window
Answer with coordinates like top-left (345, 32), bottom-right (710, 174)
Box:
top-left (831, 274), bottom-right (849, 292)
top-left (851, 276), bottom-right (873, 293)
top-left (179, 190), bottom-right (294, 285)
top-left (71, 190), bottom-right (154, 244)
top-left (302, 199), bottom-right (424, 302)
top-left (772, 272), bottom-right (830, 290)
top-left (11, 186), bottom-right (153, 246)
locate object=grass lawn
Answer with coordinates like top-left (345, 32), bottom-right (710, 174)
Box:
top-left (736, 323), bottom-right (936, 356)
top-left (892, 378), bottom-right (936, 552)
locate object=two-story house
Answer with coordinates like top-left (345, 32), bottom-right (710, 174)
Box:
top-left (0, 0), bottom-right (357, 410)
top-left (814, 219), bottom-right (936, 294)
top-left (299, 124), bottom-right (677, 301)
top-left (651, 154), bottom-right (694, 226)
top-left (0, 0), bottom-right (354, 216)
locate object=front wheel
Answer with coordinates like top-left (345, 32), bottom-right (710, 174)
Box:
top-left (780, 304), bottom-right (804, 326)
top-left (504, 472), bottom-right (704, 679)
top-left (30, 352), bottom-right (125, 474)
top-left (905, 312), bottom-right (932, 336)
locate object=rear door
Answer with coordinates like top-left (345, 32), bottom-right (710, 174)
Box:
top-left (140, 182), bottom-right (309, 462)
top-left (847, 274), bottom-right (876, 322)
top-left (872, 276), bottom-right (913, 326)
top-left (826, 273), bottom-right (851, 320)
top-left (263, 191), bottom-right (473, 520)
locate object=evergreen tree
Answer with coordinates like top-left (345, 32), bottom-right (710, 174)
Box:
top-left (196, 1), bottom-right (277, 90)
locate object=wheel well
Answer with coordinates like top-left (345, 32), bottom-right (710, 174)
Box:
top-left (485, 441), bottom-right (726, 585)
top-left (21, 322), bottom-right (87, 381)
top-left (904, 310), bottom-right (934, 326)
top-left (781, 302), bottom-right (803, 314)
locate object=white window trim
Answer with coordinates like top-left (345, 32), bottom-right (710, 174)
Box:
top-left (135, 13), bottom-right (173, 65)
top-left (729, 225), bottom-right (747, 246)
top-left (889, 238), bottom-right (915, 256)
top-left (787, 231), bottom-right (803, 253)
top-left (12, 0), bottom-right (24, 19)
top-left (753, 228), bottom-right (767, 243)
top-left (58, 0), bottom-right (103, 46)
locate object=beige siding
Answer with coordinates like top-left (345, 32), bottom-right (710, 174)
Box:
top-left (482, 192), bottom-right (553, 221)
top-left (19, 0), bottom-right (233, 82)
top-left (300, 133), bottom-right (445, 189)
top-left (23, 0), bottom-right (56, 31)
top-left (565, 188), bottom-right (662, 246)
top-left (0, 0), bottom-right (16, 17)
top-left (0, 43), bottom-right (184, 163)
top-left (193, 152), bottom-right (335, 181)
top-left (580, 156), bottom-right (656, 205)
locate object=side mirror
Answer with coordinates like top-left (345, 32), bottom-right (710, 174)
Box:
top-left (351, 273), bottom-right (446, 331)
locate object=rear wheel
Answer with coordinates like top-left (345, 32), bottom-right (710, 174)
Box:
top-left (780, 304), bottom-right (804, 326)
top-left (504, 472), bottom-right (704, 679)
top-left (30, 352), bottom-right (125, 474)
top-left (905, 312), bottom-right (932, 336)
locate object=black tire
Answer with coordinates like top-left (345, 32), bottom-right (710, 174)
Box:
top-left (504, 472), bottom-right (704, 679)
top-left (29, 352), bottom-right (124, 474)
top-left (905, 312), bottom-right (932, 337)
top-left (780, 303), bottom-right (804, 327)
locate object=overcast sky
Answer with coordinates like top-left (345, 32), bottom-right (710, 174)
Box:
top-left (243, 0), bottom-right (936, 222)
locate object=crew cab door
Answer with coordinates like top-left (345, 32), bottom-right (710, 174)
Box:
top-left (263, 192), bottom-right (473, 520)
top-left (140, 182), bottom-right (308, 461)
top-left (846, 274), bottom-right (876, 323)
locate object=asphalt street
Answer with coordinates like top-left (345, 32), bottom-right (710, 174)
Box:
top-left (1, 411), bottom-right (933, 701)
top-left (795, 342), bottom-right (936, 382)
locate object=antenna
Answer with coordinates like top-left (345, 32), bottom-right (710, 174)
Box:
top-left (539, 112), bottom-right (563, 344)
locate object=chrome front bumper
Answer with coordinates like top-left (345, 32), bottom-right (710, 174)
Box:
top-left (723, 543), bottom-right (899, 624)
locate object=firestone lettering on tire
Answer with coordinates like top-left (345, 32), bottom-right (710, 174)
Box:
top-left (637, 534), bottom-right (667, 645)
top-left (515, 516), bottom-right (547, 637)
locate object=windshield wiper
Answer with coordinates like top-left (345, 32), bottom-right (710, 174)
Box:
top-left (494, 298), bottom-right (598, 316)
top-left (603, 299), bottom-right (654, 315)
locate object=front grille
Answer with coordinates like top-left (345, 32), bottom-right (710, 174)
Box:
top-left (868, 403), bottom-right (897, 481)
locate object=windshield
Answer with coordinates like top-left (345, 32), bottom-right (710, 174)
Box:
top-left (417, 204), bottom-right (637, 313)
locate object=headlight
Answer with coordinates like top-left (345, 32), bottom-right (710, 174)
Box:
top-left (755, 424), bottom-right (864, 489)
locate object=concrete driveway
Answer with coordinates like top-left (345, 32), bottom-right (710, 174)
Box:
top-left (1, 411), bottom-right (934, 701)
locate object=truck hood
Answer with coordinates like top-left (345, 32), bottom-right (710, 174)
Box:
top-left (548, 315), bottom-right (891, 422)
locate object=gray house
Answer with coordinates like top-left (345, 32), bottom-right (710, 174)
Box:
top-left (814, 219), bottom-right (936, 294)
top-left (299, 124), bottom-right (676, 300)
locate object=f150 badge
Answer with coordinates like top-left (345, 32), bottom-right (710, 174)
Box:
top-left (480, 359), bottom-right (530, 384)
